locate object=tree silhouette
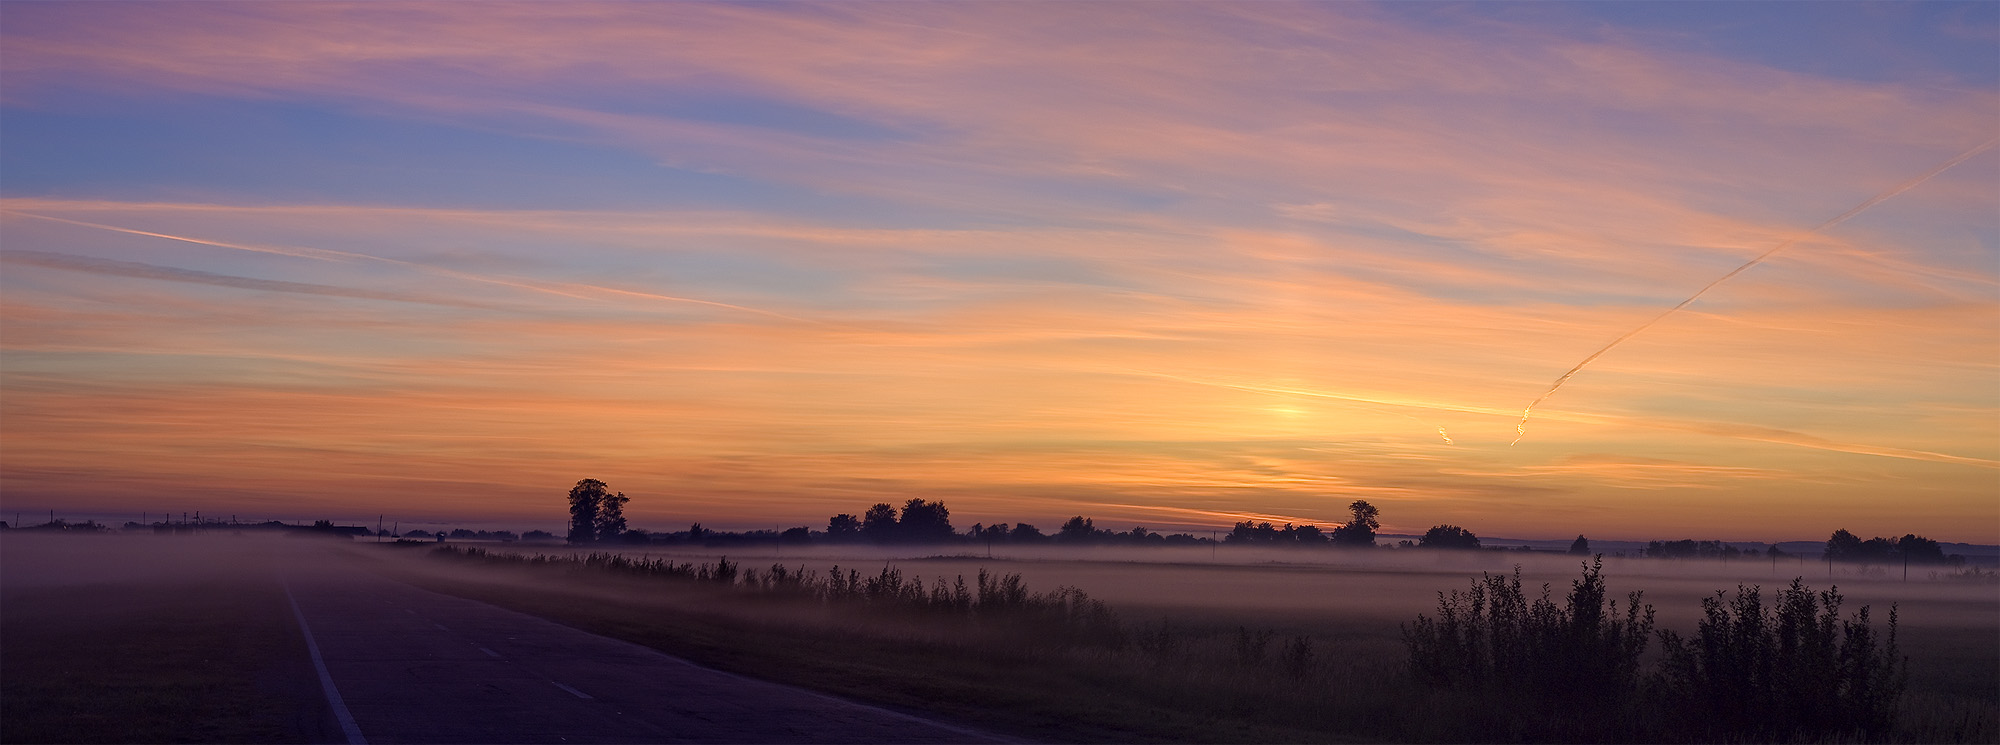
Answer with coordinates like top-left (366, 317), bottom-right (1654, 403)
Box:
top-left (1420, 524), bottom-right (1481, 550)
top-left (1569, 535), bottom-right (1590, 555)
top-left (1824, 529), bottom-right (1863, 561)
top-left (1057, 516), bottom-right (1103, 544)
top-left (898, 499), bottom-right (954, 543)
top-left (825, 513), bottom-right (860, 542)
top-left (1895, 534), bottom-right (1947, 564)
top-left (567, 479), bottom-right (608, 544)
top-left (595, 490), bottom-right (629, 540)
top-left (566, 479), bottom-right (629, 544)
top-left (1330, 500), bottom-right (1379, 547)
top-left (861, 503), bottom-right (899, 543)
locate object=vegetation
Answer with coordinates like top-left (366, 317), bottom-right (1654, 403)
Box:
top-left (1419, 524), bottom-right (1482, 550)
top-left (413, 541), bottom-right (1989, 743)
top-left (1330, 499), bottom-right (1380, 547)
top-left (1404, 559), bottom-right (1653, 721)
top-left (1826, 530), bottom-right (1957, 565)
top-left (565, 478), bottom-right (628, 544)
top-left (1406, 558), bottom-right (1925, 742)
top-left (1655, 580), bottom-right (1905, 740)
top-left (429, 546), bottom-right (1123, 645)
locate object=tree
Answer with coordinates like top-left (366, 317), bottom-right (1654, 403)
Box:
top-left (898, 499), bottom-right (954, 543)
top-left (861, 503), bottom-right (899, 543)
top-left (567, 479), bottom-right (609, 544)
top-left (1227, 520), bottom-right (1257, 543)
top-left (1294, 524), bottom-right (1327, 545)
top-left (1057, 516), bottom-right (1101, 544)
top-left (1895, 534), bottom-right (1947, 564)
top-left (826, 513), bottom-right (860, 541)
top-left (1331, 500), bottom-right (1380, 547)
top-left (1011, 522), bottom-right (1046, 543)
top-left (1824, 529), bottom-right (1863, 562)
top-left (1569, 535), bottom-right (1590, 555)
top-left (595, 490), bottom-right (629, 541)
top-left (1420, 524), bottom-right (1481, 550)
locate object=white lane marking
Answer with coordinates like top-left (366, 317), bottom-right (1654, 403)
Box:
top-left (478, 647), bottom-right (501, 658)
top-left (282, 580), bottom-right (369, 745)
top-left (551, 681), bottom-right (594, 700)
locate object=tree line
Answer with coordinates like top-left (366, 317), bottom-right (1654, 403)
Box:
top-left (556, 480), bottom-right (1972, 567)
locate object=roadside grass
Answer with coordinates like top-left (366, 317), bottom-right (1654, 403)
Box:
top-left (385, 553), bottom-right (1400, 743)
top-left (0, 579), bottom-right (327, 744)
top-left (386, 547), bottom-right (1996, 743)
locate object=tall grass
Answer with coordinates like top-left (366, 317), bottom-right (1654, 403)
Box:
top-left (428, 546), bottom-right (1123, 646)
top-left (1406, 557), bottom-right (1919, 742)
top-left (418, 546), bottom-right (1981, 743)
top-left (1655, 579), bottom-right (1905, 740)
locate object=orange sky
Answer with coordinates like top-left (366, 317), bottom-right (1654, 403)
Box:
top-left (1, 3), bottom-right (1995, 541)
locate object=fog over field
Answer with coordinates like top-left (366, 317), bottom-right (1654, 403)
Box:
top-left (6, 529), bottom-right (1996, 743)
top-left (10, 533), bottom-right (1991, 660)
top-left (427, 538), bottom-right (2000, 699)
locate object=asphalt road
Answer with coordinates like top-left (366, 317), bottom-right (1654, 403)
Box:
top-left (282, 566), bottom-right (1005, 744)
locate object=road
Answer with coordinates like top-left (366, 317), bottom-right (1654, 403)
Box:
top-left (282, 565), bottom-right (1005, 744)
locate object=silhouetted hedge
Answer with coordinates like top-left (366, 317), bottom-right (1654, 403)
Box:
top-left (1655, 579), bottom-right (1905, 739)
top-left (1404, 557), bottom-right (1653, 710)
top-left (1406, 557), bottom-right (1909, 741)
top-left (427, 546), bottom-right (1122, 647)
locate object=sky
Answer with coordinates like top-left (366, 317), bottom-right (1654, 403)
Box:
top-left (1, 1), bottom-right (1995, 542)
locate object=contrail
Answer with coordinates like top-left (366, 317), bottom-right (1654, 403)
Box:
top-left (0, 249), bottom-right (498, 309)
top-left (0, 209), bottom-right (828, 323)
top-left (1512, 137), bottom-right (2000, 445)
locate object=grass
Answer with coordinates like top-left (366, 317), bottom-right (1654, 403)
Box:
top-left (391, 550), bottom-right (1403, 742)
top-left (0, 579), bottom-right (328, 744)
top-left (390, 546), bottom-right (1997, 743)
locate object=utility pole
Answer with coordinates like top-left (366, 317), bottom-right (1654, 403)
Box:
top-left (378, 515), bottom-right (384, 543)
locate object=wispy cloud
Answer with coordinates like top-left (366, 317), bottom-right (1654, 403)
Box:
top-left (1, 3), bottom-right (1993, 540)
top-left (0, 249), bottom-right (492, 309)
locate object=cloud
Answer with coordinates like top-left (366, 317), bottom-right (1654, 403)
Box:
top-left (1, 4), bottom-right (1993, 540)
top-left (0, 249), bottom-right (495, 309)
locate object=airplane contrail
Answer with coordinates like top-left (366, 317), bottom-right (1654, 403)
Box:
top-left (0, 209), bottom-right (827, 323)
top-left (1512, 137), bottom-right (2000, 445)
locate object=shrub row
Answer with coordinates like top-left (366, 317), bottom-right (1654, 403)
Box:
top-left (427, 546), bottom-right (1122, 646)
top-left (1405, 557), bottom-right (1907, 741)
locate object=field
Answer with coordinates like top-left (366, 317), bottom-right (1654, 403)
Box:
top-left (3, 533), bottom-right (1994, 743)
top-left (391, 541), bottom-right (2000, 743)
top-left (0, 534), bottom-right (336, 744)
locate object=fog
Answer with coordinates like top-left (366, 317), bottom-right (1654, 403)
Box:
top-left (0, 531), bottom-right (359, 591)
top-left (7, 532), bottom-right (1993, 701)
top-left (471, 541), bottom-right (1997, 697)
top-left (476, 541), bottom-right (1997, 630)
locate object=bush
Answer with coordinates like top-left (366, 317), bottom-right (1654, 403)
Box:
top-left (1654, 579), bottom-right (1906, 739)
top-left (425, 546), bottom-right (1122, 648)
top-left (1403, 557), bottom-right (1654, 710)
